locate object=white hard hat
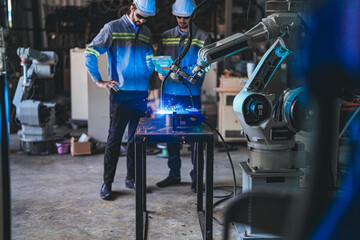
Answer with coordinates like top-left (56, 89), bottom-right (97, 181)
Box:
top-left (133, 0), bottom-right (156, 16)
top-left (172, 0), bottom-right (196, 17)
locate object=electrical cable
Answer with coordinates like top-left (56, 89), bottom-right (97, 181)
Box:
top-left (273, 91), bottom-right (285, 121)
top-left (160, 71), bottom-right (172, 110)
top-left (203, 120), bottom-right (237, 197)
top-left (29, 84), bottom-right (36, 99)
top-left (202, 120), bottom-right (239, 225)
top-left (177, 77), bottom-right (195, 107)
top-left (212, 186), bottom-right (242, 225)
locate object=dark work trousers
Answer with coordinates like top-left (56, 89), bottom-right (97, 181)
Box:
top-left (163, 93), bottom-right (202, 183)
top-left (103, 92), bottom-right (147, 185)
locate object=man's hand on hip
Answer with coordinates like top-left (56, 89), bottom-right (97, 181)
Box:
top-left (95, 80), bottom-right (119, 92)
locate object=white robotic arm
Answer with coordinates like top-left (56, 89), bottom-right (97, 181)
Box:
top-left (13, 48), bottom-right (57, 117)
top-left (12, 47), bottom-right (58, 154)
top-left (16, 47), bottom-right (57, 88)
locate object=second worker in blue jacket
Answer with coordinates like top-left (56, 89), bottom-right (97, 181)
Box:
top-left (155, 0), bottom-right (211, 193)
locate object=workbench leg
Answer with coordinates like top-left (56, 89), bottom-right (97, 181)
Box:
top-left (197, 142), bottom-right (204, 212)
top-left (205, 142), bottom-right (214, 240)
top-left (135, 142), bottom-right (143, 240)
top-left (142, 143), bottom-right (147, 211)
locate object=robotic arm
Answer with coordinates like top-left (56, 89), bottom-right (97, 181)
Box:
top-left (190, 12), bottom-right (301, 84)
top-left (13, 47), bottom-right (57, 116)
top-left (16, 47), bottom-right (56, 89)
top-left (12, 47), bottom-right (58, 155)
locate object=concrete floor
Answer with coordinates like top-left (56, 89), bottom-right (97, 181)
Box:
top-left (9, 128), bottom-right (249, 240)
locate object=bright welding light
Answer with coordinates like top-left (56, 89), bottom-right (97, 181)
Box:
top-left (156, 107), bottom-right (199, 115)
top-left (156, 104), bottom-right (186, 114)
top-left (156, 110), bottom-right (173, 115)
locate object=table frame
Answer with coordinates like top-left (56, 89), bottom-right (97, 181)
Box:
top-left (134, 118), bottom-right (214, 240)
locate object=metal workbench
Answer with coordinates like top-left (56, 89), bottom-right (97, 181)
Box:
top-left (134, 117), bottom-right (215, 240)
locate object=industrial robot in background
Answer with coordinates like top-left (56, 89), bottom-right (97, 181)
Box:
top-left (178, 1), bottom-right (311, 237)
top-left (12, 47), bottom-right (58, 155)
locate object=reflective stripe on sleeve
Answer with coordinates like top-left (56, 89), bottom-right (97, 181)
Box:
top-left (85, 47), bottom-right (100, 57)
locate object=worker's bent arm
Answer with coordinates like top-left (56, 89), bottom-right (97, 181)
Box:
top-left (84, 23), bottom-right (112, 82)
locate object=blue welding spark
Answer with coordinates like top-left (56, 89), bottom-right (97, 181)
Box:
top-left (156, 104), bottom-right (186, 114)
top-left (156, 107), bottom-right (200, 115)
top-left (156, 110), bottom-right (173, 115)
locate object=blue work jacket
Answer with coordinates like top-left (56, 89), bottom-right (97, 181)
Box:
top-left (84, 15), bottom-right (154, 93)
top-left (155, 25), bottom-right (211, 96)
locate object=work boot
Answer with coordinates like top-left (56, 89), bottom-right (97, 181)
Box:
top-left (100, 183), bottom-right (112, 200)
top-left (125, 176), bottom-right (136, 189)
top-left (191, 181), bottom-right (196, 193)
top-left (156, 176), bottom-right (181, 187)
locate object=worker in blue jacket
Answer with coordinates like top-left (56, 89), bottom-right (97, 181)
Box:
top-left (155, 0), bottom-right (211, 193)
top-left (84, 0), bottom-right (156, 200)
